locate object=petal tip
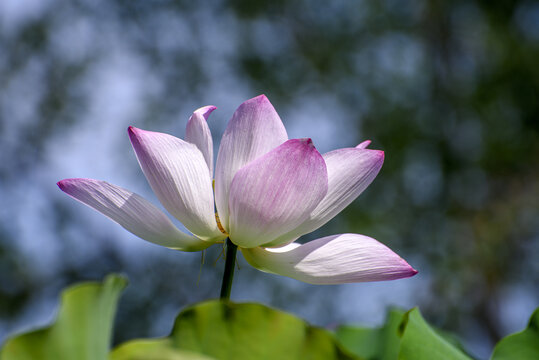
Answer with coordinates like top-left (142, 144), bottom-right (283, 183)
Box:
top-left (356, 140), bottom-right (372, 149)
top-left (57, 180), bottom-right (66, 190)
top-left (398, 263), bottom-right (418, 279)
top-left (254, 94), bottom-right (269, 102)
top-left (128, 126), bottom-right (146, 146)
top-left (243, 94), bottom-right (271, 107)
top-left (299, 138), bottom-right (314, 148)
top-left (127, 126), bottom-right (140, 140)
top-left (194, 105), bottom-right (217, 120)
top-left (57, 178), bottom-right (92, 192)
top-left (57, 178), bottom-right (84, 194)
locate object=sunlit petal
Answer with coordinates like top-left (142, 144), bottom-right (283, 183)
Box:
top-left (57, 179), bottom-right (212, 251)
top-left (242, 233), bottom-right (417, 284)
top-left (265, 148), bottom-right (384, 246)
top-left (214, 95), bottom-right (288, 230)
top-left (185, 105), bottom-right (216, 176)
top-left (228, 139), bottom-right (328, 248)
top-left (128, 126), bottom-right (225, 241)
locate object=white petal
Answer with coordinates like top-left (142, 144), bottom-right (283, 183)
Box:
top-left (129, 126), bottom-right (225, 241)
top-left (265, 147), bottom-right (384, 247)
top-left (57, 179), bottom-right (212, 251)
top-left (242, 234), bottom-right (417, 284)
top-left (185, 105), bottom-right (215, 176)
top-left (214, 95), bottom-right (288, 230)
top-left (227, 139), bottom-right (328, 248)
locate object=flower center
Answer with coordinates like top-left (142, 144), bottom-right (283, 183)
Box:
top-left (215, 212), bottom-right (228, 235)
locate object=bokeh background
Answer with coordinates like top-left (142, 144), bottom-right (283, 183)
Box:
top-left (1, 0), bottom-right (538, 358)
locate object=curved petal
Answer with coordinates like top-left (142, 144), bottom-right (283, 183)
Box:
top-left (214, 95), bottom-right (288, 230)
top-left (242, 233), bottom-right (417, 284)
top-left (57, 179), bottom-right (212, 251)
top-left (128, 126), bottom-right (225, 241)
top-left (228, 139), bottom-right (328, 248)
top-left (185, 105), bottom-right (216, 176)
top-left (265, 147), bottom-right (384, 247)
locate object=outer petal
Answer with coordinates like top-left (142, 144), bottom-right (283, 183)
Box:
top-left (128, 126), bottom-right (225, 241)
top-left (185, 105), bottom-right (215, 176)
top-left (57, 179), bottom-right (212, 251)
top-left (214, 95), bottom-right (288, 230)
top-left (228, 138), bottom-right (328, 248)
top-left (242, 233), bottom-right (417, 284)
top-left (265, 147), bottom-right (384, 247)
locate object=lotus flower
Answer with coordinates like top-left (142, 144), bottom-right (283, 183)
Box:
top-left (58, 95), bottom-right (417, 284)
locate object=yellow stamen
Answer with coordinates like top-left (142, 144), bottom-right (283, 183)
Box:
top-left (213, 179), bottom-right (228, 235)
top-left (215, 211), bottom-right (228, 235)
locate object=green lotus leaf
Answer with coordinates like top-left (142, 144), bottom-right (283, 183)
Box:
top-left (0, 274), bottom-right (127, 360)
top-left (398, 308), bottom-right (472, 360)
top-left (112, 300), bottom-right (357, 360)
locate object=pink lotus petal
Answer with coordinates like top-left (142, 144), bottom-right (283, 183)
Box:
top-left (57, 179), bottom-right (212, 251)
top-left (128, 126), bottom-right (225, 241)
top-left (356, 140), bottom-right (371, 149)
top-left (227, 138), bottom-right (328, 248)
top-left (265, 147), bottom-right (384, 247)
top-left (214, 95), bottom-right (288, 230)
top-left (242, 233), bottom-right (417, 284)
top-left (186, 106), bottom-right (216, 176)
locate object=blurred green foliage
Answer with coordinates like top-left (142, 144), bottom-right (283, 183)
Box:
top-left (0, 275), bottom-right (126, 360)
top-left (4, 275), bottom-right (537, 359)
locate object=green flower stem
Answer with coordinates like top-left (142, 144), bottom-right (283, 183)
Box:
top-left (220, 237), bottom-right (238, 300)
